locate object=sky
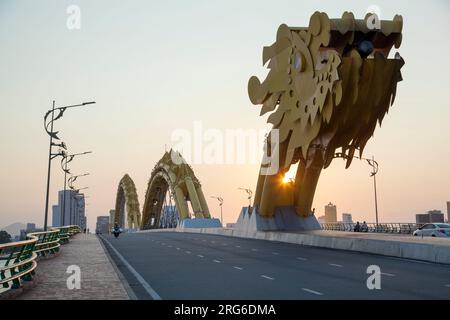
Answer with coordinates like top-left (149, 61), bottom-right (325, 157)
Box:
top-left (0, 0), bottom-right (449, 231)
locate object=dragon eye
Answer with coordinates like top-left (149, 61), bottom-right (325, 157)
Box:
top-left (294, 53), bottom-right (304, 71)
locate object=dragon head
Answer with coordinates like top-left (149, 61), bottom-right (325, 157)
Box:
top-left (249, 11), bottom-right (404, 171)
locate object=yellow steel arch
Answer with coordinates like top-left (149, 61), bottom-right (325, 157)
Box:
top-left (115, 174), bottom-right (141, 229)
top-left (141, 150), bottom-right (210, 229)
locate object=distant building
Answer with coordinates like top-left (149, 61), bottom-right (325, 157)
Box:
top-left (317, 215), bottom-right (326, 224)
top-left (342, 213), bottom-right (353, 223)
top-left (52, 190), bottom-right (86, 229)
top-left (447, 202), bottom-right (450, 223)
top-left (52, 205), bottom-right (60, 227)
top-left (324, 202), bottom-right (337, 223)
top-left (19, 223), bottom-right (40, 240)
top-left (416, 210), bottom-right (445, 224)
top-left (96, 216), bottom-right (110, 234)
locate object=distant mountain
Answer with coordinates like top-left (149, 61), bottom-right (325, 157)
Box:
top-left (1, 222), bottom-right (26, 237)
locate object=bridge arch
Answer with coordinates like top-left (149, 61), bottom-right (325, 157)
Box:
top-left (114, 174), bottom-right (141, 229)
top-left (141, 150), bottom-right (210, 229)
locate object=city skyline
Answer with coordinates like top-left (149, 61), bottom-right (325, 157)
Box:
top-left (1, 1), bottom-right (450, 231)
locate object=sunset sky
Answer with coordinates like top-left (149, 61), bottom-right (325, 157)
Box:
top-left (1, 0), bottom-right (449, 231)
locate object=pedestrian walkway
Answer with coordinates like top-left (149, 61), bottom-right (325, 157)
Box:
top-left (19, 233), bottom-right (129, 300)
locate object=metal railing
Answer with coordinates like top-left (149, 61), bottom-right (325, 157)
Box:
top-left (27, 229), bottom-right (61, 258)
top-left (0, 236), bottom-right (38, 291)
top-left (0, 225), bottom-right (81, 295)
top-left (320, 222), bottom-right (424, 234)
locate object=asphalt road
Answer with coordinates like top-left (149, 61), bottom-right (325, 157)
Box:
top-left (100, 232), bottom-right (450, 300)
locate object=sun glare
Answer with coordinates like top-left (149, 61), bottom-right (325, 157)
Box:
top-left (282, 171), bottom-right (295, 184)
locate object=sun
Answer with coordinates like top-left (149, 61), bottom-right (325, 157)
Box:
top-left (282, 171), bottom-right (295, 184)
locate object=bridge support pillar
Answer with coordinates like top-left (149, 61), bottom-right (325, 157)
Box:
top-left (185, 177), bottom-right (204, 218)
top-left (174, 185), bottom-right (190, 220)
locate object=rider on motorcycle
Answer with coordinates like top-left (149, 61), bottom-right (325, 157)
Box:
top-left (112, 223), bottom-right (122, 238)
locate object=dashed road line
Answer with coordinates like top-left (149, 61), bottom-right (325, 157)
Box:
top-left (185, 251), bottom-right (191, 254)
top-left (381, 272), bottom-right (395, 277)
top-left (261, 275), bottom-right (274, 280)
top-left (296, 257), bottom-right (307, 261)
top-left (272, 252), bottom-right (280, 255)
top-left (213, 259), bottom-right (221, 263)
top-left (233, 266), bottom-right (243, 270)
top-left (329, 263), bottom-right (343, 268)
top-left (302, 288), bottom-right (324, 296)
top-left (197, 255), bottom-right (204, 258)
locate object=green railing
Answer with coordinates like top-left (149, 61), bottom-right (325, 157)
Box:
top-left (27, 229), bottom-right (61, 258)
top-left (0, 236), bottom-right (38, 291)
top-left (0, 225), bottom-right (81, 296)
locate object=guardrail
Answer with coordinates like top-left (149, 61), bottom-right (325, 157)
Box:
top-left (27, 229), bottom-right (61, 258)
top-left (0, 225), bottom-right (81, 296)
top-left (0, 236), bottom-right (38, 292)
top-left (320, 222), bottom-right (424, 234)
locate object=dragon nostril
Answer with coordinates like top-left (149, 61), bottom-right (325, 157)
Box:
top-left (358, 40), bottom-right (374, 58)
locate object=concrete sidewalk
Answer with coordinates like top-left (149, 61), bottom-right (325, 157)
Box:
top-left (19, 233), bottom-right (130, 300)
top-left (140, 228), bottom-right (450, 264)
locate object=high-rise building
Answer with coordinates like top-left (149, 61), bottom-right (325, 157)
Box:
top-left (19, 223), bottom-right (40, 240)
top-left (342, 213), bottom-right (353, 223)
top-left (52, 190), bottom-right (86, 229)
top-left (416, 210), bottom-right (445, 224)
top-left (52, 205), bottom-right (60, 227)
top-left (96, 216), bottom-right (110, 234)
top-left (325, 202), bottom-right (337, 223)
top-left (447, 202), bottom-right (450, 223)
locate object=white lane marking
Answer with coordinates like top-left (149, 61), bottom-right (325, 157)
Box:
top-left (202, 239), bottom-right (206, 242)
top-left (381, 272), bottom-right (395, 277)
top-left (167, 245), bottom-right (172, 248)
top-left (213, 259), bottom-right (221, 263)
top-left (233, 266), bottom-right (243, 270)
top-left (261, 275), bottom-right (274, 280)
top-left (210, 241), bottom-right (216, 243)
top-left (302, 288), bottom-right (324, 296)
top-left (329, 263), bottom-right (343, 268)
top-left (235, 245), bottom-right (241, 248)
top-left (176, 247), bottom-right (180, 250)
top-left (197, 255), bottom-right (204, 258)
top-left (161, 243), bottom-right (165, 245)
top-left (251, 248), bottom-right (258, 251)
top-left (445, 284), bottom-right (450, 288)
top-left (296, 257), bottom-right (307, 261)
top-left (185, 251), bottom-right (191, 254)
top-left (272, 252), bottom-right (280, 255)
top-left (101, 236), bottom-right (162, 300)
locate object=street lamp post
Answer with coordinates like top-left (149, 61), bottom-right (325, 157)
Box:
top-left (60, 151), bottom-right (92, 225)
top-left (334, 152), bottom-right (379, 226)
top-left (210, 196), bottom-right (224, 225)
top-left (238, 187), bottom-right (253, 212)
top-left (43, 100), bottom-right (95, 230)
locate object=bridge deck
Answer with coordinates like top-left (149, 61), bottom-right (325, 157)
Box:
top-left (19, 233), bottom-right (129, 300)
